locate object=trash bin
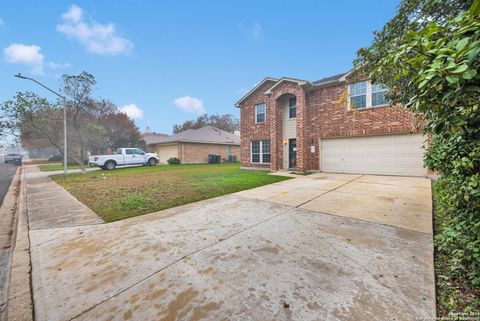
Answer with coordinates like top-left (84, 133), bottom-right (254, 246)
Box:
top-left (208, 154), bottom-right (221, 164)
top-left (228, 155), bottom-right (237, 162)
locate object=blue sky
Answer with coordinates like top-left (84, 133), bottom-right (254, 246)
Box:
top-left (1, 0), bottom-right (399, 134)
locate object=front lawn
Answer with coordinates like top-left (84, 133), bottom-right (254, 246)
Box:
top-left (51, 163), bottom-right (290, 222)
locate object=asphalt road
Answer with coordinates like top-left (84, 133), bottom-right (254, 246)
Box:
top-left (0, 163), bottom-right (17, 206)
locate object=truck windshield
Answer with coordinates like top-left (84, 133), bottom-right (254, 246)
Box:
top-left (116, 149), bottom-right (122, 155)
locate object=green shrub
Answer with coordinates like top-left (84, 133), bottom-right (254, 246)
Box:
top-left (117, 194), bottom-right (149, 211)
top-left (370, 3), bottom-right (480, 288)
top-left (355, 0), bottom-right (480, 312)
top-left (167, 157), bottom-right (181, 165)
top-left (428, 134), bottom-right (480, 286)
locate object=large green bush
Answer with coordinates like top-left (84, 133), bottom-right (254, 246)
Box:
top-left (374, 4), bottom-right (480, 287)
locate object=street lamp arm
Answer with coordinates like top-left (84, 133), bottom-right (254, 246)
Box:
top-left (14, 73), bottom-right (66, 100)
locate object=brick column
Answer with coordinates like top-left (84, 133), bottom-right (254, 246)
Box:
top-left (268, 95), bottom-right (281, 171)
top-left (296, 91), bottom-right (307, 172)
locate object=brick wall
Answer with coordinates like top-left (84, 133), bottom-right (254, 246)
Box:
top-left (179, 142), bottom-right (240, 163)
top-left (304, 82), bottom-right (417, 170)
top-left (239, 80), bottom-right (276, 169)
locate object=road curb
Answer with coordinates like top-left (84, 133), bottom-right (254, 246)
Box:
top-left (3, 167), bottom-right (34, 321)
top-left (0, 166), bottom-right (20, 320)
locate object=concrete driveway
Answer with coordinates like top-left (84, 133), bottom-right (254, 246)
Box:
top-left (29, 173), bottom-right (434, 321)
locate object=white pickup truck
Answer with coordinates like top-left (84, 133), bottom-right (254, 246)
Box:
top-left (88, 148), bottom-right (159, 170)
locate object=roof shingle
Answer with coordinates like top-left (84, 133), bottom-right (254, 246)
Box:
top-left (147, 126), bottom-right (240, 145)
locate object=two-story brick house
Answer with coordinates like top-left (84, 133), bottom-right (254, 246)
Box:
top-left (235, 72), bottom-right (427, 176)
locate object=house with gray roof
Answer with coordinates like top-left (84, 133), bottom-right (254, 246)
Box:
top-left (235, 71), bottom-right (427, 176)
top-left (147, 126), bottom-right (240, 164)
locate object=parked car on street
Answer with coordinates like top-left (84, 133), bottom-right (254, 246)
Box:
top-left (4, 153), bottom-right (22, 164)
top-left (88, 148), bottom-right (159, 170)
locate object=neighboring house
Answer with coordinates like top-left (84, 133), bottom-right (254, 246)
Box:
top-left (235, 71), bottom-right (427, 176)
top-left (147, 126), bottom-right (240, 164)
top-left (139, 130), bottom-right (170, 153)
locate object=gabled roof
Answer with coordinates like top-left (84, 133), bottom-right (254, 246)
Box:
top-left (147, 126), bottom-right (240, 146)
top-left (234, 77), bottom-right (278, 107)
top-left (263, 77), bottom-right (310, 95)
top-left (140, 132), bottom-right (170, 145)
top-left (234, 70), bottom-right (352, 108)
top-left (312, 72), bottom-right (347, 86)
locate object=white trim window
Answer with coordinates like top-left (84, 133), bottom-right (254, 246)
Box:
top-left (371, 83), bottom-right (388, 106)
top-left (288, 96), bottom-right (296, 118)
top-left (348, 81), bottom-right (388, 109)
top-left (349, 81), bottom-right (367, 108)
top-left (251, 140), bottom-right (270, 164)
top-left (255, 103), bottom-right (266, 124)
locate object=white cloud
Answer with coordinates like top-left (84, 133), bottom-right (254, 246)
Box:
top-left (120, 103), bottom-right (143, 120)
top-left (239, 22), bottom-right (263, 40)
top-left (4, 43), bottom-right (45, 74)
top-left (173, 96), bottom-right (205, 114)
top-left (57, 4), bottom-right (133, 55)
top-left (4, 43), bottom-right (71, 75)
top-left (61, 5), bottom-right (82, 23)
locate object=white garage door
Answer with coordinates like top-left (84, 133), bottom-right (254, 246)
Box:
top-left (156, 144), bottom-right (178, 163)
top-left (321, 134), bottom-right (427, 177)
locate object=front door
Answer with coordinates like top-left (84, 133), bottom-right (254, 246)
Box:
top-left (289, 139), bottom-right (297, 169)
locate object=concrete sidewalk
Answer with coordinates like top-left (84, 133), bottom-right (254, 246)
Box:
top-left (26, 172), bottom-right (435, 321)
top-left (23, 166), bottom-right (102, 229)
top-left (22, 164), bottom-right (99, 179)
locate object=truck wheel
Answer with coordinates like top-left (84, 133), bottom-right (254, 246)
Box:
top-left (105, 160), bottom-right (116, 170)
top-left (148, 158), bottom-right (157, 166)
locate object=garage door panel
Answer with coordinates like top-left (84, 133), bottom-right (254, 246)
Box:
top-left (157, 144), bottom-right (178, 163)
top-left (321, 134), bottom-right (427, 177)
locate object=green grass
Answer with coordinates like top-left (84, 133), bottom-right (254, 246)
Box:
top-left (51, 162), bottom-right (290, 222)
top-left (432, 181), bottom-right (480, 316)
top-left (38, 163), bottom-right (83, 171)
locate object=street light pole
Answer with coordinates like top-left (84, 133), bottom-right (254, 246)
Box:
top-left (14, 73), bottom-right (68, 175)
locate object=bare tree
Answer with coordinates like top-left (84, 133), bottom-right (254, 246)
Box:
top-left (0, 71), bottom-right (141, 172)
top-left (173, 113), bottom-right (239, 133)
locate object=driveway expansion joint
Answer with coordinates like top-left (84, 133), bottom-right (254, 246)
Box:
top-left (293, 174), bottom-right (364, 209)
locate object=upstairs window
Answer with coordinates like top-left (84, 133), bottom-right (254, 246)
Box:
top-left (255, 103), bottom-right (265, 123)
top-left (372, 83), bottom-right (388, 106)
top-left (349, 81), bottom-right (367, 108)
top-left (288, 97), bottom-right (296, 118)
top-left (348, 81), bottom-right (388, 109)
